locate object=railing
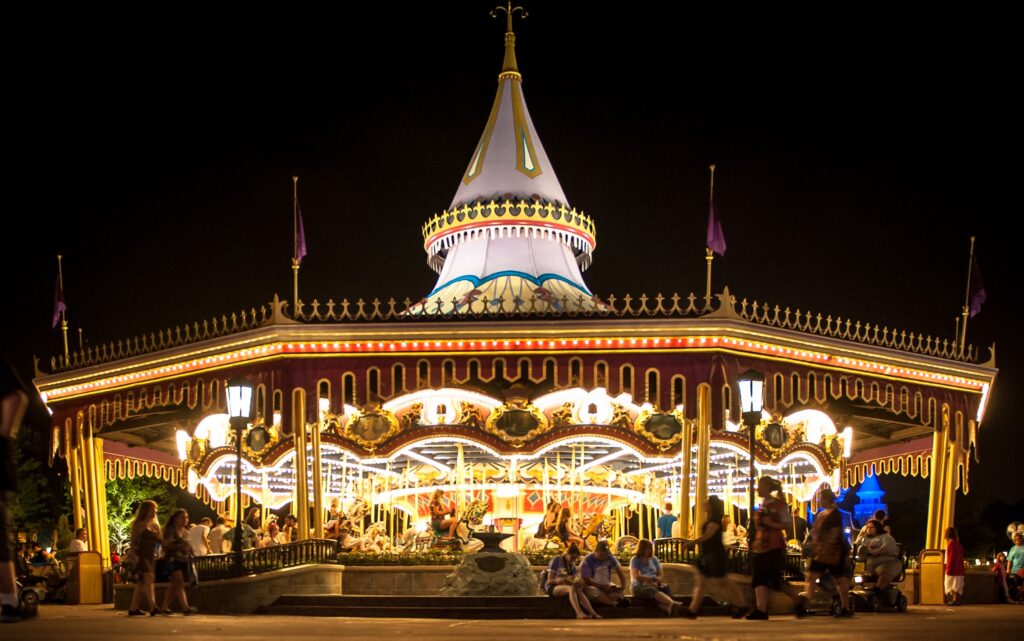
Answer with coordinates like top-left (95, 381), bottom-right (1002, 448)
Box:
top-left (654, 538), bottom-right (804, 580)
top-left (194, 538), bottom-right (339, 582)
top-left (47, 285), bottom-right (982, 374)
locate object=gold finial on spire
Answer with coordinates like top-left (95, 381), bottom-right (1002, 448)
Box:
top-left (491, 2), bottom-right (528, 76)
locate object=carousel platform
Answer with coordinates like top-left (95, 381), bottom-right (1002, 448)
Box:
top-left (261, 594), bottom-right (728, 618)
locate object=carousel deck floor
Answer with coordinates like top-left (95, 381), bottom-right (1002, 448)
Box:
top-left (262, 594), bottom-right (728, 619)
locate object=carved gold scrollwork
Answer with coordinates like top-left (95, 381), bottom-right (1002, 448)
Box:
top-left (484, 402), bottom-right (550, 447)
top-left (342, 407), bottom-right (401, 450)
top-left (756, 420), bottom-right (794, 459)
top-left (241, 418), bottom-right (279, 461)
top-left (633, 407), bottom-right (686, 451)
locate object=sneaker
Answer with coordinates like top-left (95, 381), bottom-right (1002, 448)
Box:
top-left (730, 606), bottom-right (751, 619)
top-left (183, 607), bottom-right (199, 616)
top-left (127, 609), bottom-right (145, 616)
top-left (795, 597), bottom-right (809, 618)
top-left (834, 608), bottom-right (854, 618)
top-left (1, 604), bottom-right (20, 624)
top-left (745, 609), bottom-right (769, 620)
top-left (616, 598), bottom-right (631, 608)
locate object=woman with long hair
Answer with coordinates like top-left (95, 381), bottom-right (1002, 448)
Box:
top-left (429, 489), bottom-right (457, 538)
top-left (545, 543), bottom-right (601, 619)
top-left (629, 538), bottom-right (680, 615)
top-left (556, 507), bottom-right (585, 549)
top-left (159, 508), bottom-right (197, 614)
top-left (681, 496), bottom-right (749, 618)
top-left (536, 500), bottom-right (560, 539)
top-left (745, 475), bottom-right (806, 620)
top-left (127, 500), bottom-right (163, 616)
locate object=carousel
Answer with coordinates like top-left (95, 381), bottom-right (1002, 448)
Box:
top-left (34, 8), bottom-right (996, 567)
top-left (174, 387), bottom-right (849, 554)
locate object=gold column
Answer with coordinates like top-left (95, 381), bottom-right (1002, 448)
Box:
top-left (694, 385), bottom-right (712, 534)
top-left (310, 408), bottom-right (324, 539)
top-left (292, 389), bottom-right (309, 540)
top-left (65, 423), bottom-right (83, 530)
top-left (82, 417), bottom-right (103, 560)
top-left (75, 416), bottom-right (96, 547)
top-left (925, 427), bottom-right (948, 549)
top-left (679, 418), bottom-right (693, 538)
top-left (93, 438), bottom-right (111, 561)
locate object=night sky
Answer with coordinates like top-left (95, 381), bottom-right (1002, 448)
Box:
top-left (4, 7), bottom-right (1019, 506)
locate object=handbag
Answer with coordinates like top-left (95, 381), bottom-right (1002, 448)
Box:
top-left (121, 550), bottom-right (140, 583)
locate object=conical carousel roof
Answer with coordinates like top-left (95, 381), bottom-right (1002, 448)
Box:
top-left (411, 17), bottom-right (602, 316)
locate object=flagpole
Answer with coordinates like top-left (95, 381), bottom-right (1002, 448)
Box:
top-left (292, 176), bottom-right (300, 315)
top-left (57, 254), bottom-right (69, 360)
top-left (704, 165), bottom-right (716, 310)
top-left (959, 236), bottom-right (976, 353)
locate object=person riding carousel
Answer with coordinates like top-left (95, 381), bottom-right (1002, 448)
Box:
top-left (555, 507), bottom-right (586, 550)
top-left (429, 489), bottom-right (458, 539)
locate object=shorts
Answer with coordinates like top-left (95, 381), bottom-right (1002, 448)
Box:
top-left (810, 547), bottom-right (851, 578)
top-left (0, 491), bottom-right (11, 563)
top-left (632, 583), bottom-right (672, 599)
top-left (751, 548), bottom-right (787, 590)
top-left (944, 575), bottom-right (964, 594)
top-left (697, 550), bottom-right (728, 578)
top-left (584, 585), bottom-right (623, 601)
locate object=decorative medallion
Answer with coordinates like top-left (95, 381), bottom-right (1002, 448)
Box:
top-left (343, 407), bottom-right (401, 450)
top-left (187, 437), bottom-right (207, 465)
top-left (823, 433), bottom-right (844, 465)
top-left (756, 421), bottom-right (792, 458)
top-left (241, 421), bottom-right (279, 461)
top-left (484, 401), bottom-right (549, 447)
top-left (634, 408), bottom-right (686, 451)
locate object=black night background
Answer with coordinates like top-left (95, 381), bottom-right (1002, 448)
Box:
top-left (3, 5), bottom-right (1020, 555)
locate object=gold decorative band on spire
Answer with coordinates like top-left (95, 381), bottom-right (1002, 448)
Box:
top-left (421, 198), bottom-right (597, 271)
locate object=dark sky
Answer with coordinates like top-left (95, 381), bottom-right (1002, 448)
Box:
top-left (4, 6), bottom-right (1019, 503)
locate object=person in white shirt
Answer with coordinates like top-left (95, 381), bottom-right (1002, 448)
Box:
top-left (209, 517), bottom-right (230, 554)
top-left (67, 528), bottom-right (89, 553)
top-left (188, 517), bottom-right (212, 556)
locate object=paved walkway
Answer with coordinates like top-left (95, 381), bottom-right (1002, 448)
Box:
top-left (9, 603), bottom-right (1024, 640)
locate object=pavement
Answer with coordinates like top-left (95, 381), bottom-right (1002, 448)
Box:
top-left (7, 603), bottom-right (1024, 640)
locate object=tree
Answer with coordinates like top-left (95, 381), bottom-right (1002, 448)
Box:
top-left (8, 427), bottom-right (65, 544)
top-left (105, 476), bottom-right (178, 552)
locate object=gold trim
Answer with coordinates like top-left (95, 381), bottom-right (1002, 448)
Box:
top-left (484, 401), bottom-right (549, 446)
top-left (756, 419), bottom-right (795, 459)
top-left (342, 406), bottom-right (401, 451)
top-left (463, 80), bottom-right (504, 184)
top-left (240, 418), bottom-right (280, 461)
top-left (633, 407), bottom-right (686, 451)
top-left (510, 80), bottom-right (542, 178)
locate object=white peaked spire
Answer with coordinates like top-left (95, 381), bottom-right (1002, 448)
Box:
top-left (411, 10), bottom-right (602, 315)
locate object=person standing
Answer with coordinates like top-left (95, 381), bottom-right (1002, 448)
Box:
top-left (804, 488), bottom-right (852, 617)
top-left (658, 503), bottom-right (678, 539)
top-left (127, 500), bottom-right (163, 616)
top-left (745, 476), bottom-right (806, 620)
top-left (188, 517), bottom-right (212, 557)
top-left (944, 526), bottom-right (966, 606)
top-left (208, 517), bottom-right (230, 554)
top-left (159, 509), bottom-right (197, 615)
top-left (67, 528), bottom-right (89, 553)
top-left (1, 360), bottom-right (48, 624)
top-left (681, 496), bottom-right (749, 618)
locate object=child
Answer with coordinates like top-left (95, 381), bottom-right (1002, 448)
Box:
top-left (944, 526), bottom-right (965, 606)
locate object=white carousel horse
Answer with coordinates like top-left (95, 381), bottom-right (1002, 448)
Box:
top-left (348, 521), bottom-right (391, 553)
top-left (397, 498), bottom-right (490, 553)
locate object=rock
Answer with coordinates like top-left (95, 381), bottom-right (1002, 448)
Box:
top-left (441, 552), bottom-right (539, 596)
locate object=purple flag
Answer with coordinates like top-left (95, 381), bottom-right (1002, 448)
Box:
top-left (969, 254), bottom-right (985, 317)
top-left (706, 201), bottom-right (726, 256)
top-left (295, 201), bottom-right (307, 265)
top-left (51, 274), bottom-right (66, 329)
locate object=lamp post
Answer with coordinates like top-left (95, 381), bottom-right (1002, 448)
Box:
top-left (737, 369), bottom-right (764, 543)
top-left (226, 377), bottom-right (253, 577)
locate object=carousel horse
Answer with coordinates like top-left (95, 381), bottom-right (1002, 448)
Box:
top-left (329, 498), bottom-right (370, 551)
top-left (581, 513), bottom-right (616, 551)
top-left (451, 498), bottom-right (488, 553)
top-left (348, 521), bottom-right (392, 553)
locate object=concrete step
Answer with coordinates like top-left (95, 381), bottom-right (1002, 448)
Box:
top-left (263, 594), bottom-right (733, 619)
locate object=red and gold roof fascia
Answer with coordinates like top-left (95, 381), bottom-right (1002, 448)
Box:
top-left (35, 317), bottom-right (995, 406)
